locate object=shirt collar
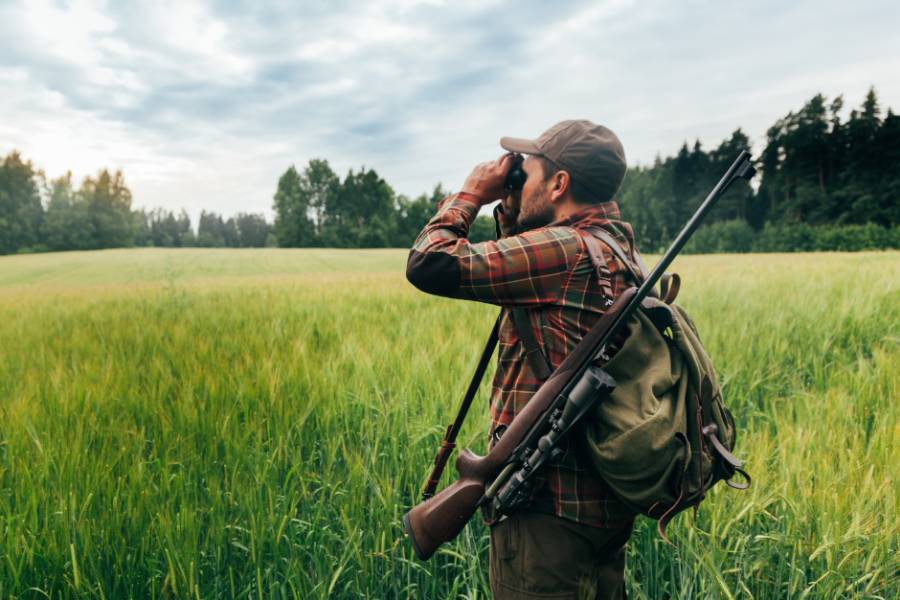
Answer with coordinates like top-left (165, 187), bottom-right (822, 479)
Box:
top-left (548, 200), bottom-right (622, 228)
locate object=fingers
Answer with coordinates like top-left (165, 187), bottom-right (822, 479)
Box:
top-left (497, 152), bottom-right (517, 170)
top-left (475, 153), bottom-right (514, 174)
top-left (461, 154), bottom-right (519, 203)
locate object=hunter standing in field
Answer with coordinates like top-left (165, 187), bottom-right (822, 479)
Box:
top-left (406, 120), bottom-right (645, 599)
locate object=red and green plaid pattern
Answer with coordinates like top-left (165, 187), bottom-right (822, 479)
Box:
top-left (407, 192), bottom-right (642, 527)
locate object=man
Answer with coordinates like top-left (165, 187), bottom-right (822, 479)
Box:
top-left (406, 120), bottom-right (644, 599)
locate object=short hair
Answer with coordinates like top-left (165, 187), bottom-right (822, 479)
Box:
top-left (534, 155), bottom-right (607, 204)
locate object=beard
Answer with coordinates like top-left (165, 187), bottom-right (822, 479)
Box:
top-left (516, 188), bottom-right (555, 232)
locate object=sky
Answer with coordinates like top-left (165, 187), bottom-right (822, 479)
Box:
top-left (2, 0), bottom-right (899, 223)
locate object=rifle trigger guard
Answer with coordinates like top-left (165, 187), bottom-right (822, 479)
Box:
top-left (491, 424), bottom-right (508, 445)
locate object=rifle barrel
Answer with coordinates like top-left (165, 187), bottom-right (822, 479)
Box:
top-left (587, 151), bottom-right (755, 363)
top-left (637, 150), bottom-right (754, 301)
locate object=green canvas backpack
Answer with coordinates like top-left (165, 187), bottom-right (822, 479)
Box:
top-left (575, 227), bottom-right (751, 538)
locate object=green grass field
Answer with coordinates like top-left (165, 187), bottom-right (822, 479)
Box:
top-left (0, 248), bottom-right (897, 599)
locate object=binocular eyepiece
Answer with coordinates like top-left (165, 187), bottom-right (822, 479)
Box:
top-left (504, 154), bottom-right (526, 191)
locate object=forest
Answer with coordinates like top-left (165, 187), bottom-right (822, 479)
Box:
top-left (1, 88), bottom-right (897, 255)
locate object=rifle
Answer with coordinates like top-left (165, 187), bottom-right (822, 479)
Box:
top-left (402, 151), bottom-right (756, 561)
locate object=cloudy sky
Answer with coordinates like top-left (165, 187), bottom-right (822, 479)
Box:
top-left (2, 0), bottom-right (899, 222)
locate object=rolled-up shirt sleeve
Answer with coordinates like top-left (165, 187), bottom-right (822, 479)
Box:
top-left (405, 192), bottom-right (582, 307)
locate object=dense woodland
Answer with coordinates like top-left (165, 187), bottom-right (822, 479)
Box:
top-left (621, 88), bottom-right (900, 252)
top-left (1, 88), bottom-right (898, 255)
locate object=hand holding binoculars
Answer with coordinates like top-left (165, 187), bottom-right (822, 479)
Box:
top-left (504, 153), bottom-right (526, 191)
top-left (461, 153), bottom-right (524, 205)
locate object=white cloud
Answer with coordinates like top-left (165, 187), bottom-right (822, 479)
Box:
top-left (0, 66), bottom-right (192, 197)
top-left (18, 0), bottom-right (117, 65)
top-left (141, 1), bottom-right (253, 82)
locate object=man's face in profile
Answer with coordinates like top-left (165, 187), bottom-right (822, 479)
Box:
top-left (510, 156), bottom-right (555, 232)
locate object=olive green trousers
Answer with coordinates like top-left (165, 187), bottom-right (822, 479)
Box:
top-left (488, 511), bottom-right (634, 599)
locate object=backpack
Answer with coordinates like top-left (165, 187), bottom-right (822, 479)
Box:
top-left (576, 228), bottom-right (750, 541)
top-left (570, 227), bottom-right (750, 538)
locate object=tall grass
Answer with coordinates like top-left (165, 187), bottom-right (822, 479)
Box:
top-left (0, 248), bottom-right (897, 598)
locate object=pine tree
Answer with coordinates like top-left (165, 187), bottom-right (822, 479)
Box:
top-left (0, 151), bottom-right (44, 253)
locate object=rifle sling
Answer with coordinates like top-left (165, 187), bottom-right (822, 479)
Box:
top-left (422, 314), bottom-right (501, 500)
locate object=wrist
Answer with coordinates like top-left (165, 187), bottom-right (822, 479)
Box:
top-left (457, 190), bottom-right (486, 206)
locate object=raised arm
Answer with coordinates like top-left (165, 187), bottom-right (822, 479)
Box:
top-left (405, 191), bottom-right (582, 307)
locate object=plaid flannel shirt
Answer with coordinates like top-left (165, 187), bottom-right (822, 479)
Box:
top-left (406, 191), bottom-right (643, 528)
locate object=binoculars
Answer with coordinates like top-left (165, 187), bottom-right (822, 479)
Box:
top-left (504, 154), bottom-right (526, 191)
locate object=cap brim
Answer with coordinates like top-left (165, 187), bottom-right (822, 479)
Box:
top-left (500, 136), bottom-right (541, 154)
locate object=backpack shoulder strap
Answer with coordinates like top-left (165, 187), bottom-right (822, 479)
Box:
top-left (582, 226), bottom-right (647, 282)
top-left (580, 227), bottom-right (680, 303)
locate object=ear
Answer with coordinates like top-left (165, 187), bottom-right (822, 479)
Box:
top-left (549, 171), bottom-right (571, 204)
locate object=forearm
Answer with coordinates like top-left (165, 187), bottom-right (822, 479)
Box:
top-left (406, 195), bottom-right (578, 307)
top-left (410, 192), bottom-right (482, 254)
top-left (405, 153), bottom-right (576, 307)
top-left (406, 191), bottom-right (484, 298)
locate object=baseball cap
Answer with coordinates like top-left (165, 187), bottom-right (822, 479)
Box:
top-left (500, 119), bottom-right (627, 202)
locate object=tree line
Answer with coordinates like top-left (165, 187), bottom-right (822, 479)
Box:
top-left (270, 87), bottom-right (899, 253)
top-left (1, 87), bottom-right (897, 256)
top-left (270, 160), bottom-right (496, 249)
top-left (619, 87), bottom-right (899, 252)
top-left (0, 157), bottom-right (273, 253)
